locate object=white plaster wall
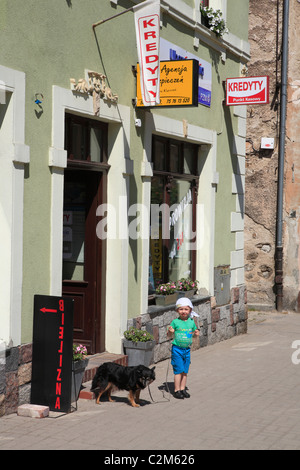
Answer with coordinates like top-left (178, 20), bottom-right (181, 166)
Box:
top-left (0, 66), bottom-right (29, 347)
top-left (231, 106), bottom-right (246, 288)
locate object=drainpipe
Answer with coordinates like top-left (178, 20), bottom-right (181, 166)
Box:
top-left (275, 0), bottom-right (289, 311)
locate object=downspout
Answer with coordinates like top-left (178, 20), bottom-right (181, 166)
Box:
top-left (275, 0), bottom-right (289, 311)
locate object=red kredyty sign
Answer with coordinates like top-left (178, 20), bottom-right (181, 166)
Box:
top-left (226, 76), bottom-right (269, 106)
top-left (134, 0), bottom-right (160, 106)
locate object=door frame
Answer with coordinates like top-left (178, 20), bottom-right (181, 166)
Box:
top-left (49, 84), bottom-right (131, 355)
top-left (63, 113), bottom-right (109, 354)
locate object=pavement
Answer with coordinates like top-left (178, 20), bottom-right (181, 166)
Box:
top-left (1, 310), bottom-right (300, 451)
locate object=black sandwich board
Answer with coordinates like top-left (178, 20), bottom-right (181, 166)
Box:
top-left (31, 295), bottom-right (74, 413)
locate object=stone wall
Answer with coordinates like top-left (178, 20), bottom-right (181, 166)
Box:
top-left (127, 286), bottom-right (248, 363)
top-left (245, 0), bottom-right (282, 310)
top-left (246, 0), bottom-right (300, 312)
top-left (0, 344), bottom-right (32, 417)
top-left (283, 0), bottom-right (300, 311)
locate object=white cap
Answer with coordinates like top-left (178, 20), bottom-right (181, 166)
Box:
top-left (175, 297), bottom-right (199, 317)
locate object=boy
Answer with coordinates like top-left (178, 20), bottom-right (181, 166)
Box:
top-left (167, 298), bottom-right (200, 399)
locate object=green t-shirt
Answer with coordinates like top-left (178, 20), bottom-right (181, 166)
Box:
top-left (170, 317), bottom-right (197, 348)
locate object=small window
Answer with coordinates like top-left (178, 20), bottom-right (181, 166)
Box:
top-left (69, 121), bottom-right (88, 161)
top-left (153, 139), bottom-right (166, 171)
top-left (183, 144), bottom-right (197, 175)
top-left (170, 143), bottom-right (180, 174)
top-left (65, 113), bottom-right (107, 164)
top-left (152, 138), bottom-right (199, 176)
top-left (90, 127), bottom-right (103, 163)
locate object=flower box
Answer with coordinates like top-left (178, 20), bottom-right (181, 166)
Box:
top-left (177, 289), bottom-right (196, 300)
top-left (71, 358), bottom-right (89, 403)
top-left (155, 292), bottom-right (178, 306)
top-left (200, 6), bottom-right (228, 37)
top-left (201, 15), bottom-right (210, 28)
top-left (123, 340), bottom-right (156, 367)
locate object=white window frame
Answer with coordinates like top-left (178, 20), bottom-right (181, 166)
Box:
top-left (140, 112), bottom-right (218, 313)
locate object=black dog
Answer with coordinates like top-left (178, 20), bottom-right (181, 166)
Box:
top-left (91, 362), bottom-right (156, 407)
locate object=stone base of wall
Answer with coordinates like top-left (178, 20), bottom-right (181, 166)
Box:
top-left (127, 285), bottom-right (248, 364)
top-left (0, 343), bottom-right (32, 417)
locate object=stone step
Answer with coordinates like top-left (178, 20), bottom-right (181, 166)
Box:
top-left (17, 404), bottom-right (49, 419)
top-left (79, 352), bottom-right (128, 400)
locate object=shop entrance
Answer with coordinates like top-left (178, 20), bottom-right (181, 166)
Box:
top-left (62, 171), bottom-right (103, 354)
top-left (62, 113), bottom-right (108, 354)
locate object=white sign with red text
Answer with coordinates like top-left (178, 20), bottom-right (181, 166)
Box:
top-left (226, 76), bottom-right (269, 106)
top-left (134, 0), bottom-right (160, 106)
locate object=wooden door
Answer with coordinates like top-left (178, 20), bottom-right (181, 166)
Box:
top-left (62, 170), bottom-right (103, 354)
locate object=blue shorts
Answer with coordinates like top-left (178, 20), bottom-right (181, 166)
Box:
top-left (171, 345), bottom-right (191, 375)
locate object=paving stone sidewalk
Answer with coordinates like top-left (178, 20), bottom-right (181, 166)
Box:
top-left (1, 310), bottom-right (300, 450)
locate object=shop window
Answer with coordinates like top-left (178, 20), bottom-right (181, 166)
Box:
top-left (149, 136), bottom-right (199, 295)
top-left (153, 138), bottom-right (166, 171)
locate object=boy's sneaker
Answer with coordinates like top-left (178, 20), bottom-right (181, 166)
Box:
top-left (181, 389), bottom-right (190, 398)
top-left (174, 390), bottom-right (184, 399)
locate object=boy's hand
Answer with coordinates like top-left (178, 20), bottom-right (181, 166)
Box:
top-left (194, 329), bottom-right (200, 336)
top-left (168, 326), bottom-right (174, 334)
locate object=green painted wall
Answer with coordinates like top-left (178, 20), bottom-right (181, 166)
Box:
top-left (182, 0), bottom-right (195, 7)
top-left (0, 0), bottom-right (141, 342)
top-left (227, 0), bottom-right (249, 42)
top-left (0, 0), bottom-right (249, 337)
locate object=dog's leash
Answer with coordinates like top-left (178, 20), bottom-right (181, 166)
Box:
top-left (147, 355), bottom-right (172, 404)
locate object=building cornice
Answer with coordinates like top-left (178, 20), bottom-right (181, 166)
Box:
top-left (123, 0), bottom-right (250, 62)
top-left (161, 0), bottom-right (250, 63)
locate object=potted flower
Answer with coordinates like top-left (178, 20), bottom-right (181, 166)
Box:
top-left (200, 4), bottom-right (228, 37)
top-left (155, 281), bottom-right (177, 306)
top-left (71, 344), bottom-right (89, 403)
top-left (176, 278), bottom-right (198, 299)
top-left (123, 327), bottom-right (156, 367)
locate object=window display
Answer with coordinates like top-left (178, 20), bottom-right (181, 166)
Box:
top-left (149, 136), bottom-right (199, 295)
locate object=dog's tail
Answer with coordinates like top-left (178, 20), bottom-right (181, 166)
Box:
top-left (90, 377), bottom-right (99, 392)
top-left (90, 363), bottom-right (107, 392)
top-left (90, 384), bottom-right (99, 392)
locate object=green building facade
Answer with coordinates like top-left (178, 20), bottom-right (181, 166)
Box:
top-left (0, 0), bottom-right (249, 415)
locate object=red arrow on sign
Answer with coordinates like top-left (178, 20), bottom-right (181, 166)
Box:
top-left (40, 307), bottom-right (58, 313)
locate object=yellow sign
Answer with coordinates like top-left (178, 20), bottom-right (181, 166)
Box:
top-left (136, 59), bottom-right (198, 108)
top-left (150, 238), bottom-right (162, 277)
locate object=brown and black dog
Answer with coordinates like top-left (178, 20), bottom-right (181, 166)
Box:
top-left (91, 362), bottom-right (156, 407)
